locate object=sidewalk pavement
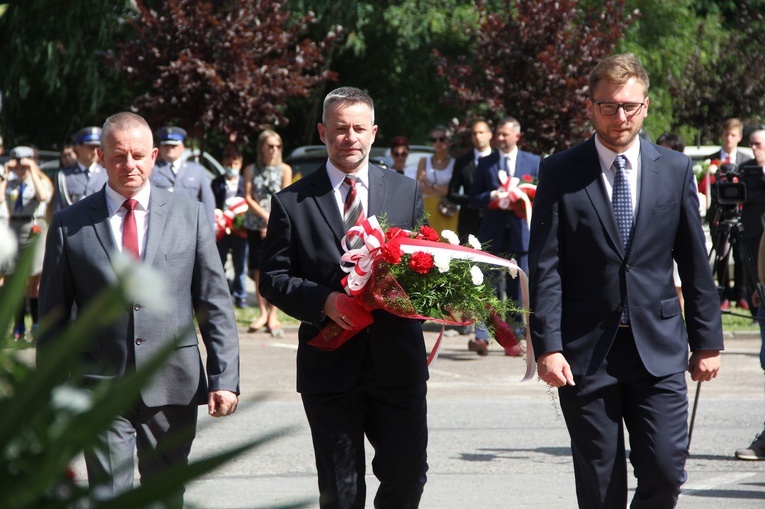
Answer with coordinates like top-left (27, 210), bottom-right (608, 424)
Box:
top-left (174, 327), bottom-right (765, 509)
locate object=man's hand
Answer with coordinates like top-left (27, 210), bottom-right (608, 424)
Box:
top-left (537, 352), bottom-right (575, 388)
top-left (208, 390), bottom-right (238, 417)
top-left (688, 350), bottom-right (721, 382)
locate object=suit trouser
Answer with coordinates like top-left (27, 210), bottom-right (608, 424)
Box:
top-left (84, 401), bottom-right (198, 508)
top-left (558, 328), bottom-right (688, 509)
top-left (301, 374), bottom-right (428, 509)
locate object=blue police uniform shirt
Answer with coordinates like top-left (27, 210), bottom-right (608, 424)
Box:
top-left (150, 159), bottom-right (216, 226)
top-left (53, 162), bottom-right (108, 212)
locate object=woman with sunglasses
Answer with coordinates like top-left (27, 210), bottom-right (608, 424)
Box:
top-left (243, 130), bottom-right (292, 337)
top-left (416, 125), bottom-right (458, 234)
top-left (3, 146), bottom-right (53, 340)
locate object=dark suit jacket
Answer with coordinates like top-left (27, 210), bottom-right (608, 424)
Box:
top-left (470, 149), bottom-right (541, 255)
top-left (259, 164), bottom-right (428, 394)
top-left (448, 150), bottom-right (494, 239)
top-left (211, 174), bottom-right (246, 209)
top-left (38, 186), bottom-right (240, 407)
top-left (706, 149), bottom-right (750, 166)
top-left (528, 137), bottom-right (724, 377)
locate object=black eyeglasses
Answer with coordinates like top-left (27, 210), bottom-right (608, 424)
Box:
top-left (590, 99), bottom-right (645, 116)
top-left (431, 136), bottom-right (447, 143)
top-left (392, 151), bottom-right (409, 157)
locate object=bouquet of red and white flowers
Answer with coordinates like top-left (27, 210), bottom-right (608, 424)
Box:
top-left (309, 216), bottom-right (535, 379)
top-left (214, 196), bottom-right (249, 241)
top-left (488, 172), bottom-right (537, 220)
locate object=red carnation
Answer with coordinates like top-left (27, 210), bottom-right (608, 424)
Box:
top-left (418, 225), bottom-right (439, 242)
top-left (409, 251), bottom-right (434, 274)
top-left (385, 227), bottom-right (406, 241)
top-left (521, 174), bottom-right (533, 182)
top-left (381, 242), bottom-right (404, 264)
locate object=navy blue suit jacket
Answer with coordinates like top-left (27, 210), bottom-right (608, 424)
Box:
top-left (259, 164), bottom-right (428, 394)
top-left (528, 137), bottom-right (724, 376)
top-left (470, 149), bottom-right (541, 256)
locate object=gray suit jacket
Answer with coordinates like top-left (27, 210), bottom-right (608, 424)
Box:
top-left (38, 186), bottom-right (240, 407)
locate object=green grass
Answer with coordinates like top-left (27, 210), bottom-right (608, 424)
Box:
top-left (722, 311), bottom-right (760, 333)
top-left (234, 306), bottom-right (298, 328)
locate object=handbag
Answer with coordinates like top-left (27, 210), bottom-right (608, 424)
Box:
top-left (438, 196), bottom-right (459, 217)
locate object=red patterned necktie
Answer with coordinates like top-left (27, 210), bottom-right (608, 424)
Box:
top-left (122, 199), bottom-right (140, 258)
top-left (343, 176), bottom-right (365, 232)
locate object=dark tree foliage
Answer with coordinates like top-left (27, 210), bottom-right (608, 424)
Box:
top-left (669, 2), bottom-right (765, 142)
top-left (118, 0), bottom-right (337, 145)
top-left (435, 0), bottom-right (635, 155)
top-left (0, 1), bottom-right (133, 148)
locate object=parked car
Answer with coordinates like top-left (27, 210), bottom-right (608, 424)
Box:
top-left (285, 145), bottom-right (393, 182)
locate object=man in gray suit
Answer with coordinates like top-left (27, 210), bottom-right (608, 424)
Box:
top-left (38, 112), bottom-right (240, 505)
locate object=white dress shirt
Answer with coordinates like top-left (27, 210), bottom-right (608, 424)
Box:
top-left (326, 160), bottom-right (370, 219)
top-left (105, 183), bottom-right (151, 257)
top-left (595, 134), bottom-right (642, 220)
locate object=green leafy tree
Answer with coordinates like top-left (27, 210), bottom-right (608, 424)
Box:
top-left (669, 1), bottom-right (765, 143)
top-left (284, 0), bottom-right (488, 146)
top-left (0, 1), bottom-right (133, 148)
top-left (118, 0), bottom-right (337, 147)
top-left (435, 0), bottom-right (635, 155)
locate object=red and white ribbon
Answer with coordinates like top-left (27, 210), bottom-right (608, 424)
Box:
top-left (339, 216), bottom-right (536, 381)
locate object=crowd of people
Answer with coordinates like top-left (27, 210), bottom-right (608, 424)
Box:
top-left (1, 51), bottom-right (764, 508)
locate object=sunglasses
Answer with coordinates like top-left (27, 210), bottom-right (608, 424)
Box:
top-left (392, 151), bottom-right (409, 157)
top-left (431, 136), bottom-right (447, 143)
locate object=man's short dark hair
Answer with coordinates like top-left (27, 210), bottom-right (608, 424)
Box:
top-left (322, 87), bottom-right (375, 125)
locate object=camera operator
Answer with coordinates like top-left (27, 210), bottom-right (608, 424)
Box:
top-left (736, 129), bottom-right (765, 461)
top-left (708, 118), bottom-right (750, 310)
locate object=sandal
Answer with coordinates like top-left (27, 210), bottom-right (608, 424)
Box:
top-left (247, 316), bottom-right (268, 333)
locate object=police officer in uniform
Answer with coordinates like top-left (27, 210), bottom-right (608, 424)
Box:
top-left (151, 126), bottom-right (215, 227)
top-left (52, 127), bottom-right (108, 212)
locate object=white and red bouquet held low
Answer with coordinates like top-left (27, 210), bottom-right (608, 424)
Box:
top-left (309, 216), bottom-right (535, 380)
top-left (214, 196), bottom-right (249, 241)
top-left (488, 171), bottom-right (537, 220)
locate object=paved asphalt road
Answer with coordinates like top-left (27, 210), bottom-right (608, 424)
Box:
top-left (161, 328), bottom-right (765, 509)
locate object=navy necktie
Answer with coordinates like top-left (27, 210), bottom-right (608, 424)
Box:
top-left (612, 155), bottom-right (633, 251)
top-left (612, 154), bottom-right (633, 323)
top-left (14, 182), bottom-right (26, 212)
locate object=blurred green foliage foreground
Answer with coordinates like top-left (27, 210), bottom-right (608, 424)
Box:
top-left (0, 233), bottom-right (304, 509)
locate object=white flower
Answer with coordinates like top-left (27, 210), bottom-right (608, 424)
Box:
top-left (433, 253), bottom-right (451, 273)
top-left (0, 222), bottom-right (18, 268)
top-left (441, 229), bottom-right (460, 245)
top-left (692, 163), bottom-right (703, 176)
top-left (51, 385), bottom-right (93, 414)
top-left (111, 251), bottom-right (169, 311)
top-left (470, 265), bottom-right (484, 285)
top-left (467, 234), bottom-right (482, 251)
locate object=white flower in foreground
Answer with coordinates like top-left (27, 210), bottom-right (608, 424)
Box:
top-left (51, 385), bottom-right (93, 414)
top-left (441, 229), bottom-right (460, 245)
top-left (467, 234), bottom-right (482, 251)
top-left (470, 265), bottom-right (484, 285)
top-left (433, 253), bottom-right (451, 273)
top-left (111, 251), bottom-right (169, 311)
top-left (692, 163), bottom-right (703, 175)
top-left (0, 222), bottom-right (18, 267)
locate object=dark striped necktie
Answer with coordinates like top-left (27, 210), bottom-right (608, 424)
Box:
top-left (343, 175), bottom-right (365, 233)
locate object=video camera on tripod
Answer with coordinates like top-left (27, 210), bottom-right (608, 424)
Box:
top-left (712, 162), bottom-right (763, 211)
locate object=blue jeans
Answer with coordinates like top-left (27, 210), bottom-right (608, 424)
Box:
top-left (217, 234), bottom-right (248, 301)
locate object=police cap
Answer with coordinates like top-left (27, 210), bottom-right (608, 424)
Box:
top-left (156, 126), bottom-right (187, 146)
top-left (73, 127), bottom-right (102, 146)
